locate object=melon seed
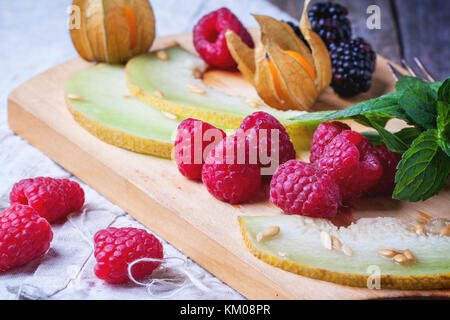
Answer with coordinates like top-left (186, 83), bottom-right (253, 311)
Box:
top-left (441, 225), bottom-right (450, 237)
top-left (320, 231), bottom-right (332, 250)
top-left (403, 249), bottom-right (415, 262)
top-left (378, 248), bottom-right (397, 259)
top-left (156, 50), bottom-right (169, 61)
top-left (67, 93), bottom-right (86, 101)
top-left (257, 226), bottom-right (280, 242)
top-left (393, 253), bottom-right (407, 264)
top-left (245, 98), bottom-right (262, 108)
top-left (414, 223), bottom-right (425, 235)
top-left (187, 83), bottom-right (206, 95)
top-left (192, 68), bottom-right (202, 79)
top-left (342, 245), bottom-right (353, 257)
top-left (331, 236), bottom-right (342, 250)
top-left (154, 90), bottom-right (165, 98)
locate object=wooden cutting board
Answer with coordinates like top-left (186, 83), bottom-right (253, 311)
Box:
top-left (7, 32), bottom-right (450, 299)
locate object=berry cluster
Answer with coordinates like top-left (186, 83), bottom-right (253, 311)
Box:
top-left (287, 2), bottom-right (377, 97)
top-left (270, 122), bottom-right (401, 218)
top-left (329, 38), bottom-right (376, 97)
top-left (175, 112), bottom-right (296, 204)
top-left (2, 177), bottom-right (163, 285)
top-left (1, 177), bottom-right (84, 272)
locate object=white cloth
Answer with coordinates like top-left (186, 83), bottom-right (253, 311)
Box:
top-left (0, 0), bottom-right (294, 299)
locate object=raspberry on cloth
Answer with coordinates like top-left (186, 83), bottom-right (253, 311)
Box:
top-left (0, 204), bottom-right (53, 272)
top-left (9, 177), bottom-right (85, 223)
top-left (93, 227), bottom-right (164, 284)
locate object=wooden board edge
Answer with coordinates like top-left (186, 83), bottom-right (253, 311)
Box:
top-left (7, 96), bottom-right (298, 300)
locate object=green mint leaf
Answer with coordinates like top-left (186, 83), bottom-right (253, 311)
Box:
top-left (399, 82), bottom-right (437, 129)
top-left (437, 78), bottom-right (450, 103)
top-left (289, 93), bottom-right (404, 124)
top-left (393, 129), bottom-right (450, 202)
top-left (394, 127), bottom-right (422, 146)
top-left (395, 76), bottom-right (428, 92)
top-left (437, 79), bottom-right (450, 156)
top-left (366, 117), bottom-right (410, 153)
top-left (362, 127), bottom-right (421, 147)
top-left (430, 81), bottom-right (443, 93)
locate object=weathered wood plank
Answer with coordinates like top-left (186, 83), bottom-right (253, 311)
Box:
top-left (394, 0), bottom-right (449, 81)
top-left (268, 0), bottom-right (401, 63)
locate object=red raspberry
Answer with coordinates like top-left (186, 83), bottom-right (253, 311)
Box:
top-left (270, 161), bottom-right (341, 218)
top-left (193, 7), bottom-right (255, 69)
top-left (316, 131), bottom-right (383, 201)
top-left (367, 145), bottom-right (402, 195)
top-left (174, 118), bottom-right (226, 180)
top-left (201, 135), bottom-right (261, 204)
top-left (93, 227), bottom-right (163, 284)
top-left (0, 204), bottom-right (53, 272)
top-left (9, 177), bottom-right (85, 223)
top-left (239, 112), bottom-right (296, 175)
top-left (310, 121), bottom-right (351, 163)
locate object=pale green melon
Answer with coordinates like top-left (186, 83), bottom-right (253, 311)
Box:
top-left (239, 215), bottom-right (450, 289)
top-left (126, 46), bottom-right (321, 151)
top-left (65, 64), bottom-right (179, 158)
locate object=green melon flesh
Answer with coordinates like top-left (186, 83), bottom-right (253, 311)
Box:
top-left (239, 215), bottom-right (450, 289)
top-left (66, 64), bottom-right (179, 146)
top-left (125, 46), bottom-right (320, 125)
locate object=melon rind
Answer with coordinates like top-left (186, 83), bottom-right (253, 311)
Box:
top-left (65, 64), bottom-right (178, 158)
top-left (239, 215), bottom-right (450, 290)
top-left (125, 46), bottom-right (321, 151)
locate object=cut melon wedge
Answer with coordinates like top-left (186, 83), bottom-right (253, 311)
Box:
top-left (125, 46), bottom-right (321, 151)
top-left (65, 64), bottom-right (179, 158)
top-left (239, 215), bottom-right (450, 289)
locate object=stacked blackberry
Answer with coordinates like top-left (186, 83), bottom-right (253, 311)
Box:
top-left (286, 2), bottom-right (376, 97)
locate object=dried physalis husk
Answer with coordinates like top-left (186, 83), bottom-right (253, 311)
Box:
top-left (252, 15), bottom-right (314, 67)
top-left (254, 42), bottom-right (283, 108)
top-left (70, 0), bottom-right (155, 64)
top-left (300, 0), bottom-right (332, 92)
top-left (262, 33), bottom-right (318, 110)
top-left (225, 30), bottom-right (256, 84)
top-left (225, 0), bottom-right (331, 111)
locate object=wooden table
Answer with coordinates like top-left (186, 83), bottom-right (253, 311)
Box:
top-left (269, 0), bottom-right (450, 81)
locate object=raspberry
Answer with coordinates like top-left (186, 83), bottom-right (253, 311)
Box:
top-left (174, 119), bottom-right (226, 180)
top-left (367, 145), bottom-right (402, 195)
top-left (201, 135), bottom-right (261, 204)
top-left (270, 160), bottom-right (340, 218)
top-left (239, 112), bottom-right (296, 174)
top-left (316, 131), bottom-right (383, 201)
top-left (9, 177), bottom-right (85, 223)
top-left (0, 204), bottom-right (53, 272)
top-left (93, 227), bottom-right (163, 284)
top-left (193, 7), bottom-right (255, 69)
top-left (310, 121), bottom-right (351, 163)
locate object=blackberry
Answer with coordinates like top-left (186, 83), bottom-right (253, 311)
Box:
top-left (329, 38), bottom-right (376, 97)
top-left (308, 2), bottom-right (352, 49)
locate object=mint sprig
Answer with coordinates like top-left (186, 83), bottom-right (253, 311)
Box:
top-left (291, 76), bottom-right (450, 202)
top-left (393, 130), bottom-right (450, 201)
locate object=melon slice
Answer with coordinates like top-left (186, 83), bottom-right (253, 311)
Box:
top-left (125, 46), bottom-right (320, 151)
top-left (239, 215), bottom-right (450, 289)
top-left (65, 64), bottom-right (179, 158)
